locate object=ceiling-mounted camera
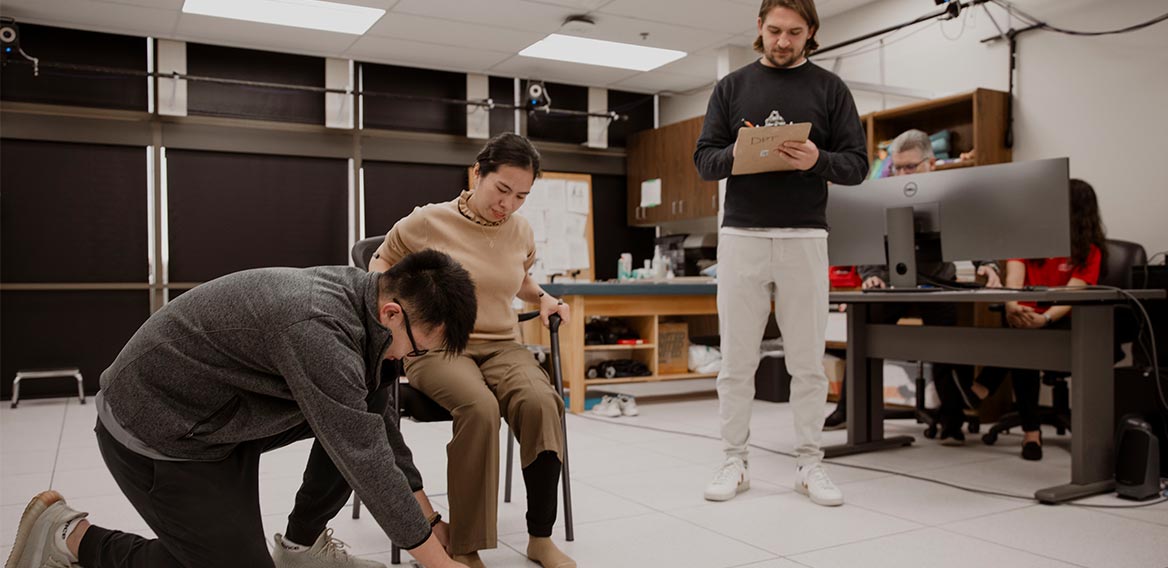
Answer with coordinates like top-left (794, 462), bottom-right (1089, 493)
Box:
top-left (525, 80), bottom-right (551, 112)
top-left (1, 17), bottom-right (21, 65)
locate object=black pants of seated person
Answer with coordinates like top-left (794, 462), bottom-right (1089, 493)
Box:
top-left (81, 389), bottom-right (396, 568)
top-left (524, 450), bottom-right (562, 538)
top-left (976, 317), bottom-right (1072, 434)
top-left (835, 303), bottom-right (974, 431)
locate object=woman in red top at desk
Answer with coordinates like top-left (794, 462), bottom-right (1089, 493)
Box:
top-left (972, 179), bottom-right (1106, 460)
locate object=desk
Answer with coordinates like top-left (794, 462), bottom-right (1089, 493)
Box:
top-left (829, 288), bottom-right (1165, 504)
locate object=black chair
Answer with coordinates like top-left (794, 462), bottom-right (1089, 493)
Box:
top-left (349, 236), bottom-right (574, 563)
top-left (982, 239), bottom-right (1147, 445)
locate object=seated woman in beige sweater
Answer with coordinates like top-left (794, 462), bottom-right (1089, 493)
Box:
top-left (369, 133), bottom-right (574, 568)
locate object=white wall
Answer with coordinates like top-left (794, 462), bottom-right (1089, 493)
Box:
top-left (660, 0), bottom-right (1168, 254)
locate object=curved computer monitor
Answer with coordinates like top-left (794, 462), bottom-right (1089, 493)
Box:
top-left (826, 157), bottom-right (1071, 288)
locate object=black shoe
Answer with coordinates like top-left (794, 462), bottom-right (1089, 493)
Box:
top-left (1022, 440), bottom-right (1043, 461)
top-left (939, 427), bottom-right (966, 446)
top-left (823, 408), bottom-right (846, 431)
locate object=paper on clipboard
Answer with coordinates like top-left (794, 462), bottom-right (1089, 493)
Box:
top-left (730, 122), bottom-right (813, 175)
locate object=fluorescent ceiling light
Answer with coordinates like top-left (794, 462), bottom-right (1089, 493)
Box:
top-left (182, 0), bottom-right (384, 35)
top-left (519, 34), bottom-right (686, 72)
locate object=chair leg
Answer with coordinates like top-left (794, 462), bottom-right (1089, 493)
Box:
top-left (10, 376), bottom-right (21, 409)
top-left (559, 411), bottom-right (574, 542)
top-left (75, 373), bottom-right (86, 405)
top-left (504, 425), bottom-right (515, 504)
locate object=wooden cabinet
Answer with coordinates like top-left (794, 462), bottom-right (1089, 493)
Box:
top-left (627, 116), bottom-right (718, 226)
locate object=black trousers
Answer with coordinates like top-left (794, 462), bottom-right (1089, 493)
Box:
top-left (80, 389), bottom-right (394, 568)
top-left (522, 451), bottom-right (561, 538)
top-left (836, 303), bottom-right (973, 430)
top-left (975, 317), bottom-right (1072, 433)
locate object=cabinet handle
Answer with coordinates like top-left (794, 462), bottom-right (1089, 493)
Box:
top-left (712, 193), bottom-right (716, 210)
top-left (679, 200), bottom-right (684, 214)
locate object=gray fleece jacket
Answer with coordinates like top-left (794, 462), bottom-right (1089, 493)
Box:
top-left (99, 266), bottom-right (431, 549)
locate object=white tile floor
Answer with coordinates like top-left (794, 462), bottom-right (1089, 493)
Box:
top-left (2, 396), bottom-right (1167, 568)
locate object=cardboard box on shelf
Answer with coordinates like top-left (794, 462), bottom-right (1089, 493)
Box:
top-left (658, 322), bottom-right (689, 375)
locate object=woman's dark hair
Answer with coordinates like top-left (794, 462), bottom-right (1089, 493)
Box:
top-left (379, 249), bottom-right (477, 356)
top-left (1069, 178), bottom-right (1107, 269)
top-left (475, 132), bottom-right (541, 182)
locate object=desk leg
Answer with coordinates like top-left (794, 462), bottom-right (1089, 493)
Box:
top-left (1036, 305), bottom-right (1115, 503)
top-left (824, 304), bottom-right (914, 458)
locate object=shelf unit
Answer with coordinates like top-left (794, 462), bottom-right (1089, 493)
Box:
top-left (862, 88), bottom-right (1012, 171)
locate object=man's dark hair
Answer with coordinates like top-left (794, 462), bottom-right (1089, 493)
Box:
top-left (379, 249), bottom-right (477, 355)
top-left (753, 0), bottom-right (821, 55)
top-left (475, 132), bottom-right (542, 182)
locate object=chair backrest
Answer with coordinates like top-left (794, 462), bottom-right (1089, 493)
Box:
top-left (1100, 239), bottom-right (1148, 289)
top-left (351, 236), bottom-right (383, 270)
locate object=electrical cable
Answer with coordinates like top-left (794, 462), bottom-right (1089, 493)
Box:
top-left (573, 413), bottom-right (1168, 507)
top-left (989, 0), bottom-right (1168, 37)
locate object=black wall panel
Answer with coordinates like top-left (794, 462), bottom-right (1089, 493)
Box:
top-left (1, 291), bottom-right (150, 398)
top-left (0, 24), bottom-right (148, 110)
top-left (363, 161), bottom-right (466, 238)
top-left (607, 90), bottom-right (655, 148)
top-left (1, 139), bottom-right (148, 283)
top-left (590, 174), bottom-right (655, 281)
top-left (526, 82), bottom-right (588, 145)
top-left (166, 150), bottom-right (348, 281)
top-left (187, 43), bottom-right (325, 125)
top-left (362, 63), bottom-right (465, 134)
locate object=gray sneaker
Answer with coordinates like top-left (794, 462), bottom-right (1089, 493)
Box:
top-left (272, 529), bottom-right (386, 568)
top-left (5, 490), bottom-right (86, 568)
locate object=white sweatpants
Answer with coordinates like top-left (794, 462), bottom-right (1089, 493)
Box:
top-left (716, 233), bottom-right (830, 467)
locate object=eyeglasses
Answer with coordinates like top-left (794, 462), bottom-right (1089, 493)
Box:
top-left (892, 157), bottom-right (930, 174)
top-left (393, 298), bottom-right (429, 358)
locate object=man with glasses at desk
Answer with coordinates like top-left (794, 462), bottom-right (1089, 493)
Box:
top-left (823, 129), bottom-right (1002, 444)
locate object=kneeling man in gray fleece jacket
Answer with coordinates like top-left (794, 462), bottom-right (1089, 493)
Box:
top-left (6, 250), bottom-right (477, 568)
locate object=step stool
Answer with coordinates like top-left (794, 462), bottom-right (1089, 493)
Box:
top-left (11, 368), bottom-right (85, 408)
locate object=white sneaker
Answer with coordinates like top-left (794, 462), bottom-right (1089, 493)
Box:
top-left (6, 490), bottom-right (85, 568)
top-left (704, 457), bottom-right (750, 501)
top-left (589, 395), bottom-right (621, 418)
top-left (795, 464), bottom-right (844, 506)
top-left (273, 529), bottom-right (386, 568)
top-left (617, 394), bottom-right (639, 416)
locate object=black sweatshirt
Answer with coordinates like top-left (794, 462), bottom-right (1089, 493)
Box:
top-left (694, 59), bottom-right (868, 229)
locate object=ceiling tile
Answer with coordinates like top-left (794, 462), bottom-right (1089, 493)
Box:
top-left (174, 13), bottom-right (363, 56)
top-left (599, 0), bottom-right (757, 34)
top-left (561, 13), bottom-right (736, 52)
top-left (3, 0), bottom-right (180, 38)
top-left (390, 0), bottom-right (571, 33)
top-left (346, 35), bottom-right (514, 74)
top-left (365, 12), bottom-right (545, 52)
top-left (610, 70), bottom-right (712, 94)
top-left (488, 54), bottom-right (641, 88)
top-left (521, 0), bottom-right (616, 10)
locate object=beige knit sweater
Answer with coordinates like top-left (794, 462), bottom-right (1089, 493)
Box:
top-left (374, 191), bottom-right (536, 342)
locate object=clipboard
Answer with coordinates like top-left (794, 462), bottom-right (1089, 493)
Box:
top-left (730, 122), bottom-right (813, 175)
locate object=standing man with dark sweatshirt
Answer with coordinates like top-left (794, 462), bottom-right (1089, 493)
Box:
top-left (6, 250), bottom-right (475, 568)
top-left (695, 0), bottom-right (867, 506)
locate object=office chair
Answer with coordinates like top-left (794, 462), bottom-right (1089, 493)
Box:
top-left (349, 236), bottom-right (575, 563)
top-left (982, 239), bottom-right (1147, 445)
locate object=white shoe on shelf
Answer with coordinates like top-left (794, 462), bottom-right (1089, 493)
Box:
top-left (589, 395), bottom-right (621, 418)
top-left (617, 394), bottom-right (639, 416)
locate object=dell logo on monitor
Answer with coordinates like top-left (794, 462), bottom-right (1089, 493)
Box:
top-left (903, 182), bottom-right (918, 198)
